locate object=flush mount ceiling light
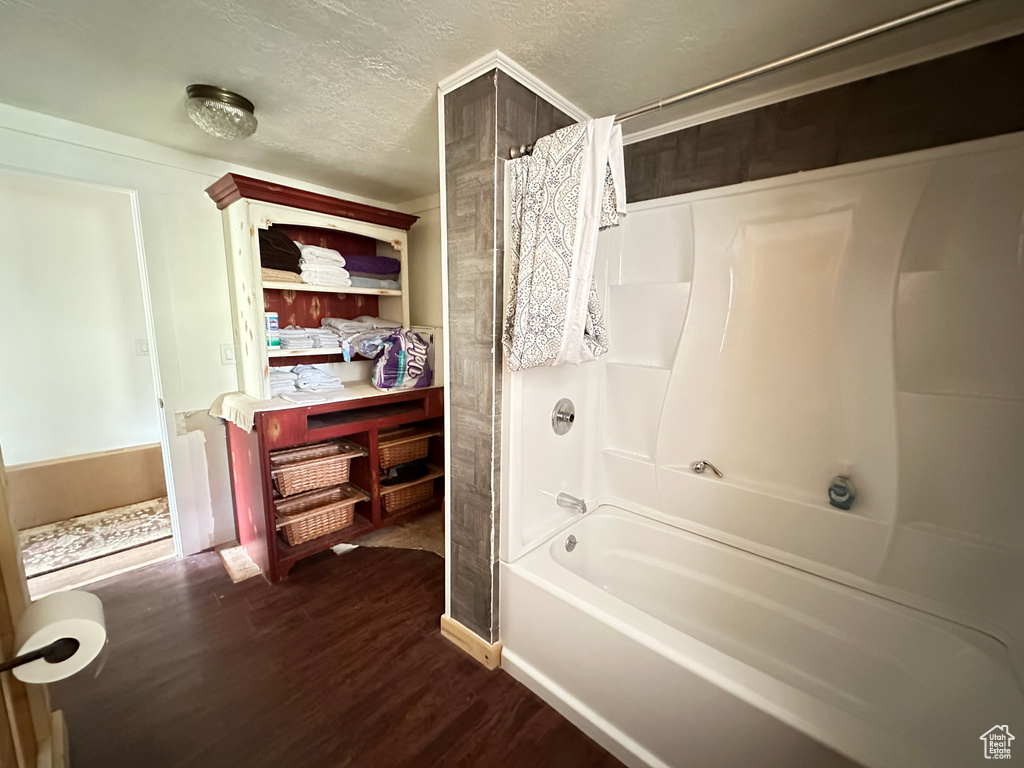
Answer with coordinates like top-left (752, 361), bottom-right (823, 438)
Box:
top-left (186, 84), bottom-right (257, 140)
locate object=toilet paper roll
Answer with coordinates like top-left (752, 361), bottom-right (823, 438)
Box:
top-left (13, 591), bottom-right (106, 684)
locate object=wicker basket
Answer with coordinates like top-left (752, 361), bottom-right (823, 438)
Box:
top-left (381, 476), bottom-right (436, 514)
top-left (270, 439), bottom-right (367, 497)
top-left (275, 483), bottom-right (368, 546)
top-left (377, 427), bottom-right (441, 470)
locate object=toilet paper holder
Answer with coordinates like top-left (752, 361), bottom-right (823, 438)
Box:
top-left (3, 590), bottom-right (107, 683)
top-left (0, 636), bottom-right (80, 674)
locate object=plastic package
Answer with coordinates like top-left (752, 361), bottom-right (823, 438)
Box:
top-left (372, 329), bottom-right (433, 391)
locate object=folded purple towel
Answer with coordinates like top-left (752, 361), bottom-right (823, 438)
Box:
top-left (349, 270), bottom-right (400, 281)
top-left (343, 254), bottom-right (401, 275)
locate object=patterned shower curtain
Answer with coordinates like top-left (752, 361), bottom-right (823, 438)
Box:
top-left (502, 116), bottom-right (626, 371)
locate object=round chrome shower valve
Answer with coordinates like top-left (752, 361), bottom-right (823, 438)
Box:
top-left (551, 398), bottom-right (575, 435)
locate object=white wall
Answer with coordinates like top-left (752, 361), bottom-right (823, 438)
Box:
top-left (0, 171), bottom-right (160, 465)
top-left (0, 102), bottom-right (393, 555)
top-left (400, 194), bottom-right (444, 328)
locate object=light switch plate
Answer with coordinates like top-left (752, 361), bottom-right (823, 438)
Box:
top-left (135, 338), bottom-right (150, 356)
top-left (220, 343), bottom-right (236, 366)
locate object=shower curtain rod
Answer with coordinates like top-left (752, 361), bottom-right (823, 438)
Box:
top-left (508, 0), bottom-right (982, 159)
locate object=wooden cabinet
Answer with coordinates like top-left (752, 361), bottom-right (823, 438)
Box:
top-left (207, 175), bottom-right (443, 582)
top-left (227, 386), bottom-right (444, 582)
top-left (206, 173), bottom-right (419, 399)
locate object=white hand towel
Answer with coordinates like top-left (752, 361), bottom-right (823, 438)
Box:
top-left (296, 244), bottom-right (346, 266)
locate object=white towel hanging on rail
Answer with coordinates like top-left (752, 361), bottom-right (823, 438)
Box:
top-left (502, 116), bottom-right (625, 371)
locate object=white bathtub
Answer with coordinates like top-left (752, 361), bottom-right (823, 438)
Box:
top-left (499, 505), bottom-right (1024, 768)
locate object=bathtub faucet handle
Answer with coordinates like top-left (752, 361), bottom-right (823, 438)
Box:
top-left (692, 460), bottom-right (723, 478)
top-left (556, 493), bottom-right (587, 515)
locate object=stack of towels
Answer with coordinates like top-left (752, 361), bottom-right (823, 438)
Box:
top-left (278, 326), bottom-right (316, 351)
top-left (293, 364), bottom-right (343, 392)
top-left (269, 368), bottom-right (298, 395)
top-left (261, 267), bottom-right (302, 284)
top-left (309, 328), bottom-right (341, 349)
top-left (268, 365), bottom-right (344, 397)
top-left (258, 230), bottom-right (403, 292)
top-left (321, 316), bottom-right (401, 361)
top-left (278, 326), bottom-right (343, 350)
top-left (258, 229), bottom-right (302, 276)
top-left (344, 254), bottom-right (401, 290)
top-left (297, 244), bottom-right (352, 287)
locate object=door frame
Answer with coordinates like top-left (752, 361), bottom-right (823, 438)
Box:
top-left (0, 167), bottom-right (182, 559)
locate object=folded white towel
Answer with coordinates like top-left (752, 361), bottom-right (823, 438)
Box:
top-left (280, 391), bottom-right (329, 403)
top-left (302, 276), bottom-right (352, 288)
top-left (354, 315), bottom-right (402, 329)
top-left (321, 317), bottom-right (375, 334)
top-left (296, 244), bottom-right (345, 266)
top-left (293, 364), bottom-right (338, 379)
top-left (279, 326), bottom-right (316, 349)
top-left (293, 362), bottom-right (344, 391)
top-left (300, 260), bottom-right (350, 275)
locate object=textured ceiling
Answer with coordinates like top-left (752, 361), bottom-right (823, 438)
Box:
top-left (0, 0), bottom-right (1021, 203)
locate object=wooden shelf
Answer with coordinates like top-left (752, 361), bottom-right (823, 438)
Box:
top-left (226, 386), bottom-right (444, 583)
top-left (378, 465), bottom-right (444, 497)
top-left (381, 491), bottom-right (445, 522)
top-left (262, 281), bottom-right (401, 297)
top-left (267, 347), bottom-right (346, 358)
top-left (378, 426), bottom-right (443, 450)
top-left (273, 484), bottom-right (371, 530)
top-left (276, 511), bottom-right (375, 565)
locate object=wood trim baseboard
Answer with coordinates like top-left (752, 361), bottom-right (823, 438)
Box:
top-left (7, 444), bottom-right (166, 529)
top-left (439, 614), bottom-right (502, 670)
top-left (36, 710), bottom-right (68, 768)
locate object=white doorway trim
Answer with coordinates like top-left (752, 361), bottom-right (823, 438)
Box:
top-left (0, 166), bottom-right (182, 559)
top-left (125, 187), bottom-right (182, 558)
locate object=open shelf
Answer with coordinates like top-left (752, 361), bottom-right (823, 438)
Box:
top-left (226, 386), bottom-right (443, 582)
top-left (263, 281), bottom-right (401, 296)
top-left (276, 510), bottom-right (375, 565)
top-left (378, 465), bottom-right (445, 497)
top-left (267, 347), bottom-right (346, 358)
top-left (381, 491), bottom-right (445, 522)
top-left (306, 402), bottom-right (424, 432)
top-left (378, 426), bottom-right (444, 451)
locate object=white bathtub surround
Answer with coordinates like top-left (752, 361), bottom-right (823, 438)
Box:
top-left (625, 134), bottom-right (1024, 669)
top-left (502, 117), bottom-right (625, 370)
top-left (500, 132), bottom-right (1024, 767)
top-left (501, 507), bottom-right (1024, 768)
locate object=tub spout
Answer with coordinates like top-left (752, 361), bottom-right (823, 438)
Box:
top-left (557, 493), bottom-right (587, 515)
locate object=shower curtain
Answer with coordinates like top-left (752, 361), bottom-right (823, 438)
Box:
top-left (502, 116), bottom-right (625, 371)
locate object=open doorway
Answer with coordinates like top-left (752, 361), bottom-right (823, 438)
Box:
top-left (0, 169), bottom-right (176, 597)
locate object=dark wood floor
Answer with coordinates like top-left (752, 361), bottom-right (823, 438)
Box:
top-left (52, 547), bottom-right (624, 768)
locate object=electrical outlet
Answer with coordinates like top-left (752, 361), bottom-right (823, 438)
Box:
top-left (220, 343), bottom-right (236, 366)
top-left (135, 338), bottom-right (150, 356)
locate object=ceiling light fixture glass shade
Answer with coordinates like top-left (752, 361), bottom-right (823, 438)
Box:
top-left (186, 84), bottom-right (257, 140)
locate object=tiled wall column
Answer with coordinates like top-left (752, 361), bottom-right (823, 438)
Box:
top-left (443, 70), bottom-right (572, 642)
